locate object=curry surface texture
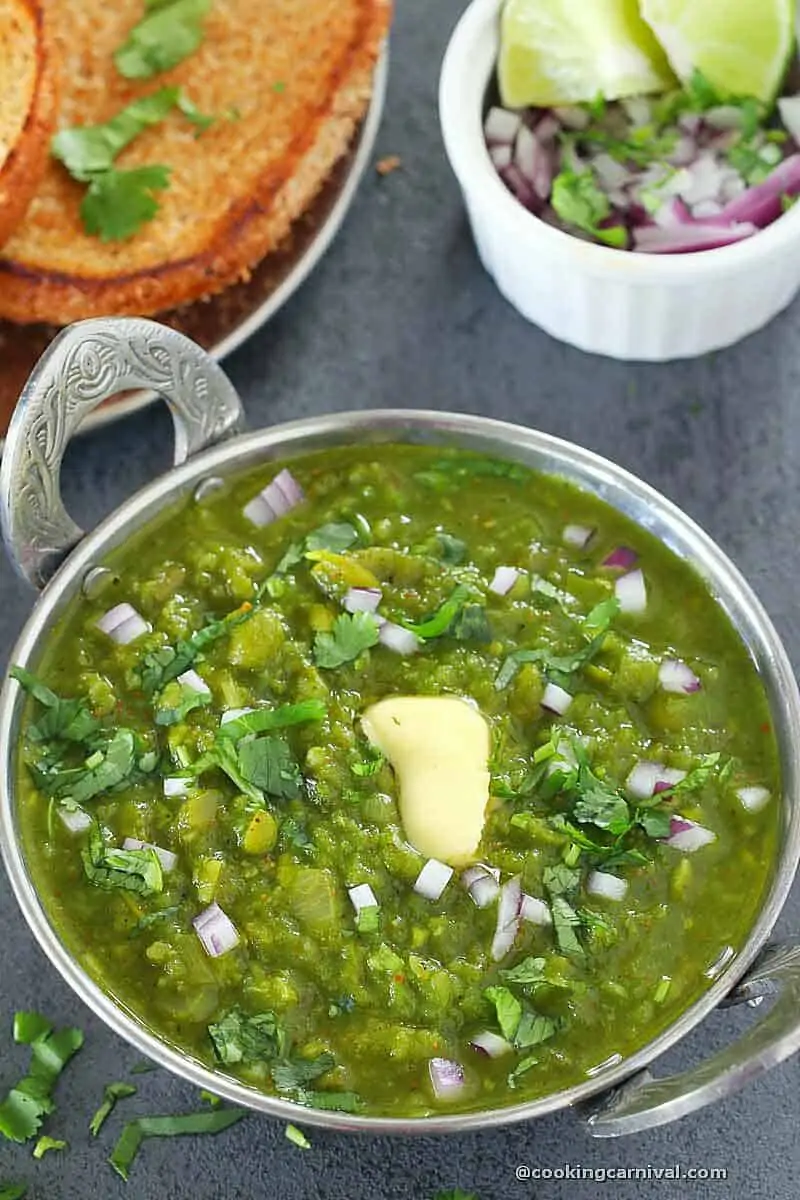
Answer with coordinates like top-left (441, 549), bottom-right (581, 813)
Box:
top-left (15, 445), bottom-right (780, 1117)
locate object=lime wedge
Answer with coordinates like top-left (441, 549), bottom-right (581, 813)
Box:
top-left (640, 0), bottom-right (796, 103)
top-left (498, 0), bottom-right (677, 109)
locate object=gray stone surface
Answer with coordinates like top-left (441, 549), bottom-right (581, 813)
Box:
top-left (3, 1), bottom-right (800, 1195)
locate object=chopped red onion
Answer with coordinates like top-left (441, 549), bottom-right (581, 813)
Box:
top-left (163, 776), bottom-right (190, 798)
top-left (470, 1031), bottom-right (513, 1058)
top-left (563, 524), bottom-right (594, 549)
top-left (519, 894), bottom-right (551, 925)
top-left (541, 682), bottom-right (573, 715)
top-left (737, 786), bottom-right (771, 813)
top-left (602, 546), bottom-right (638, 570)
top-left (678, 112), bottom-right (702, 136)
top-left (626, 760), bottom-right (665, 800)
top-left (587, 870), bottom-right (628, 901)
top-left (96, 603), bottom-right (150, 645)
top-left (534, 113), bottom-right (560, 142)
top-left (692, 200), bottom-right (724, 219)
top-left (484, 106), bottom-right (522, 145)
top-left (489, 566), bottom-right (521, 596)
top-left (491, 876), bottom-right (522, 961)
top-left (665, 817), bottom-right (716, 853)
top-left (348, 883), bottom-right (378, 913)
top-left (462, 864), bottom-right (501, 909)
top-left (193, 902), bottom-right (240, 957)
top-left (717, 155), bottom-right (800, 229)
top-left (615, 568), bottom-right (647, 614)
top-left (220, 706), bottom-right (255, 726)
top-left (653, 767), bottom-right (687, 793)
top-left (705, 105), bottom-right (744, 132)
top-left (489, 143), bottom-right (513, 171)
top-left (378, 621), bottom-right (420, 656)
top-left (667, 135), bottom-right (698, 167)
top-left (552, 105), bottom-right (589, 130)
top-left (343, 587), bottom-right (382, 614)
top-left (59, 805), bottom-right (92, 834)
top-left (177, 668), bottom-right (210, 695)
top-left (592, 153), bottom-right (633, 192)
top-left (658, 659), bottom-right (701, 694)
top-left (243, 469), bottom-right (305, 527)
top-left (622, 96), bottom-right (651, 127)
top-left (515, 126), bottom-right (553, 200)
top-left (778, 96), bottom-right (800, 143)
top-left (653, 196), bottom-right (693, 228)
top-left (123, 837), bottom-right (177, 872)
top-left (414, 859), bottom-right (454, 901)
top-left (500, 163), bottom-right (539, 210)
top-left (633, 221), bottom-right (758, 253)
top-left (675, 155), bottom-right (727, 206)
top-left (429, 1057), bottom-right (465, 1100)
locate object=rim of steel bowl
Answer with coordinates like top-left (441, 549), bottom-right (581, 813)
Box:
top-left (2, 409), bottom-right (799, 1134)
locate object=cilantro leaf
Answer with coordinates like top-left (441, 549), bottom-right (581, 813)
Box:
top-left (436, 533), bottom-right (467, 565)
top-left (32, 1136), bottom-right (66, 1158)
top-left (636, 807), bottom-right (673, 839)
top-left (499, 956), bottom-right (549, 987)
top-left (208, 1008), bottom-right (284, 1066)
top-left (294, 1089), bottom-right (363, 1113)
top-left (217, 699), bottom-right (326, 742)
top-left (0, 1185), bottom-right (26, 1200)
top-left (432, 1191), bottom-right (479, 1200)
top-left (154, 680), bottom-right (211, 726)
top-left (514, 1010), bottom-right (558, 1050)
top-left (313, 612), bottom-right (380, 668)
top-left (236, 736), bottom-right (302, 800)
top-left (115, 0), bottom-right (211, 80)
top-left (657, 753), bottom-right (722, 797)
top-left (139, 601), bottom-right (254, 695)
top-left (399, 585), bottom-right (471, 640)
top-left (483, 986), bottom-right (522, 1041)
top-left (10, 667), bottom-right (99, 744)
top-left (507, 1055), bottom-right (539, 1089)
top-left (304, 522), bottom-right (359, 554)
top-left (191, 739), bottom-right (262, 804)
top-left (285, 1123), bottom-right (311, 1149)
top-left (542, 864), bottom-right (580, 896)
top-left (0, 1013), bottom-right (83, 1144)
top-left (90, 1082), bottom-right (137, 1136)
top-left (51, 88), bottom-right (178, 179)
top-left (572, 773), bottom-right (631, 836)
top-left (350, 743), bottom-right (384, 777)
top-left (549, 896), bottom-right (584, 957)
top-left (450, 605), bottom-right (492, 643)
top-left (82, 822), bottom-right (163, 896)
top-left (109, 1107), bottom-right (246, 1181)
top-left (176, 92), bottom-right (215, 133)
top-left (66, 728), bottom-right (137, 804)
top-left (271, 1053), bottom-right (335, 1094)
top-left (496, 599), bottom-right (616, 689)
top-left (551, 170), bottom-right (627, 248)
top-left (81, 165), bottom-right (171, 241)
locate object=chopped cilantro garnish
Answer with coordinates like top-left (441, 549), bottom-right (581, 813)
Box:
top-left (514, 1011), bottom-right (558, 1050)
top-left (499, 956), bottom-right (549, 988)
top-left (294, 1089), bottom-right (363, 1113)
top-left (507, 1054), bottom-right (539, 1089)
top-left (549, 896), bottom-right (584, 958)
top-left (153, 679), bottom-right (211, 726)
top-left (208, 1008), bottom-right (284, 1066)
top-left (216, 699), bottom-right (326, 741)
top-left (11, 667), bottom-right (99, 744)
top-left (436, 532), bottom-right (467, 565)
top-left (399, 585), bottom-right (472, 640)
top-left (305, 522), bottom-right (360, 554)
top-left (139, 600), bottom-right (254, 694)
top-left (350, 743), bottom-right (384, 777)
top-left (89, 1082), bottom-right (137, 1136)
top-left (81, 164), bottom-right (172, 241)
top-left (285, 1123), bottom-right (311, 1149)
top-left (32, 1136), bottom-right (66, 1158)
top-left (236, 736), bottom-right (302, 800)
top-left (0, 1013), bottom-right (83, 1143)
top-left (483, 986), bottom-right (522, 1041)
top-left (270, 1053), bottom-right (334, 1094)
top-left (654, 753), bottom-right (722, 799)
top-left (176, 92), bottom-right (216, 133)
top-left (313, 611), bottom-right (380, 668)
top-left (51, 88), bottom-right (178, 179)
top-left (109, 1107), bottom-right (246, 1181)
top-left (82, 822), bottom-right (163, 897)
top-left (450, 604), bottom-right (492, 643)
top-left (115, 0), bottom-right (211, 80)
top-left (496, 597), bottom-right (618, 690)
top-left (551, 170), bottom-right (627, 248)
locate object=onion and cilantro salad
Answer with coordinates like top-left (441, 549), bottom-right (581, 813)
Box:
top-left (489, 0), bottom-right (800, 252)
top-left (486, 75), bottom-right (800, 252)
top-left (13, 445), bottom-right (778, 1118)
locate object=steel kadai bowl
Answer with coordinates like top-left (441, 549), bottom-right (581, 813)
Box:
top-left (2, 318), bottom-right (800, 1138)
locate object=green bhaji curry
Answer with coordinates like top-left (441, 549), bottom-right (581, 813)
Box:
top-left (12, 445), bottom-right (780, 1117)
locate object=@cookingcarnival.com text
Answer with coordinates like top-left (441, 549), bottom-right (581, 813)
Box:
top-left (514, 1163), bottom-right (729, 1182)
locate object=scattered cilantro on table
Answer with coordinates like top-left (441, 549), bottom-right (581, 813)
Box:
top-left (109, 1107), bottom-right (246, 1180)
top-left (32, 1136), bottom-right (67, 1159)
top-left (89, 1082), bottom-right (137, 1137)
top-left (0, 1013), bottom-right (83, 1144)
top-left (285, 1123), bottom-right (311, 1149)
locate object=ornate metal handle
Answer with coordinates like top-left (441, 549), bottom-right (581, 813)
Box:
top-left (0, 317), bottom-right (244, 589)
top-left (583, 941), bottom-right (800, 1137)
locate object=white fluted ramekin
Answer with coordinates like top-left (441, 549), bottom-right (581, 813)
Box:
top-left (439, 0), bottom-right (800, 361)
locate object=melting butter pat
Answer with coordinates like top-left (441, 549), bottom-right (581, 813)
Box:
top-left (361, 695), bottom-right (490, 867)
